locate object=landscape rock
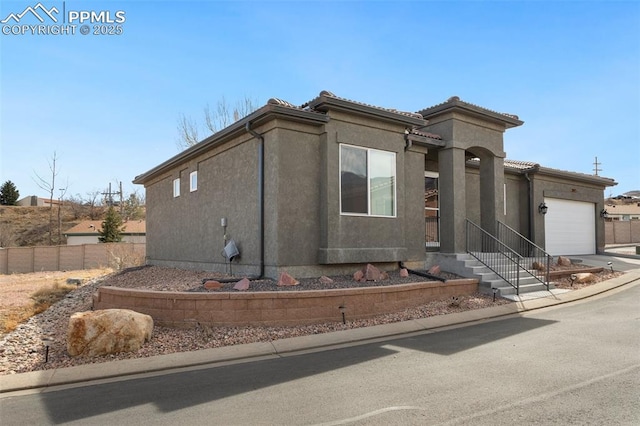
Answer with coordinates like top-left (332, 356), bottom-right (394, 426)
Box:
top-left (531, 261), bottom-right (546, 271)
top-left (67, 309), bottom-right (153, 357)
top-left (573, 273), bottom-right (596, 283)
top-left (204, 280), bottom-right (223, 290)
top-left (364, 264), bottom-right (388, 281)
top-left (66, 278), bottom-right (83, 286)
top-left (319, 276), bottom-right (334, 284)
top-left (353, 269), bottom-right (365, 282)
top-left (233, 278), bottom-right (250, 291)
top-left (399, 268), bottom-right (409, 278)
top-left (428, 265), bottom-right (441, 275)
top-left (277, 272), bottom-right (299, 286)
top-left (557, 256), bottom-right (572, 266)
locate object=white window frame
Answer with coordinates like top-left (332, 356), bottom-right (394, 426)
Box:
top-left (189, 171), bottom-right (198, 192)
top-left (173, 178), bottom-right (180, 198)
top-left (339, 144), bottom-right (396, 218)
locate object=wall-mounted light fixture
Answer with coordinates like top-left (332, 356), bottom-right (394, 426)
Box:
top-left (538, 202), bottom-right (548, 215)
top-left (600, 209), bottom-right (609, 219)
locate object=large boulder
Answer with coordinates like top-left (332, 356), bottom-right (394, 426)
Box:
top-left (67, 309), bottom-right (153, 357)
top-left (573, 273), bottom-right (596, 284)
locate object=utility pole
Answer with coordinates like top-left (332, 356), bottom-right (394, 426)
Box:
top-left (101, 182), bottom-right (122, 207)
top-left (593, 156), bottom-right (602, 176)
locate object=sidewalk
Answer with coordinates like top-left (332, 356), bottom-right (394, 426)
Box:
top-left (2, 256), bottom-right (639, 395)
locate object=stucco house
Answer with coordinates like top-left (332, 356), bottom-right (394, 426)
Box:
top-left (133, 91), bottom-right (616, 293)
top-left (604, 203), bottom-right (640, 221)
top-left (64, 220), bottom-right (146, 245)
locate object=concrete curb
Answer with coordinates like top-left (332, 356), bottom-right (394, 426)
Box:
top-left (2, 270), bottom-right (639, 394)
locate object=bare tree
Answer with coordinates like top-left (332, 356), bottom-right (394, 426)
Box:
top-left (176, 96), bottom-right (260, 150)
top-left (33, 152), bottom-right (66, 245)
top-left (86, 190), bottom-right (104, 220)
top-left (0, 222), bottom-right (15, 247)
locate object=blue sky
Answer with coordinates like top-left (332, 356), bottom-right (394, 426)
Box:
top-left (1, 0), bottom-right (638, 201)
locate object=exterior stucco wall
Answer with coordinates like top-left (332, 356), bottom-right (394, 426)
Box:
top-left (317, 111), bottom-right (424, 267)
top-left (144, 131), bottom-right (262, 274)
top-left (264, 125), bottom-right (323, 277)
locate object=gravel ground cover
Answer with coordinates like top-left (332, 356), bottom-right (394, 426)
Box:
top-left (0, 264), bottom-right (619, 375)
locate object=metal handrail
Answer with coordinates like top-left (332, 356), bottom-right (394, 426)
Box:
top-left (466, 220), bottom-right (523, 294)
top-left (495, 220), bottom-right (551, 289)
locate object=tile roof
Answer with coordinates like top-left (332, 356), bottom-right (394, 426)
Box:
top-left (467, 158), bottom-right (615, 185)
top-left (604, 204), bottom-right (640, 215)
top-left (64, 220), bottom-right (146, 235)
top-left (302, 90), bottom-right (425, 120)
top-left (418, 96), bottom-right (522, 125)
top-left (410, 128), bottom-right (442, 140)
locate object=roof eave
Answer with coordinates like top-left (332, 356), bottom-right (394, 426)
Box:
top-left (133, 105), bottom-right (328, 185)
top-left (407, 133), bottom-right (446, 149)
top-left (536, 166), bottom-right (618, 187)
top-left (308, 93), bottom-right (426, 127)
top-left (419, 98), bottom-right (524, 129)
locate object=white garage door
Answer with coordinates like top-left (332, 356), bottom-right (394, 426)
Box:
top-left (544, 198), bottom-right (596, 255)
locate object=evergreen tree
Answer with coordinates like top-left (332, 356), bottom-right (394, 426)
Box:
top-left (0, 180), bottom-right (20, 205)
top-left (98, 206), bottom-right (125, 243)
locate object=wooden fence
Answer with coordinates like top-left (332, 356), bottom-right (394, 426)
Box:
top-left (0, 243), bottom-right (145, 274)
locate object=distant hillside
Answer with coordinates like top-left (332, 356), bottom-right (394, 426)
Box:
top-left (0, 204), bottom-right (145, 247)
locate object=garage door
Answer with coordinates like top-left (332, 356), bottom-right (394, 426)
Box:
top-left (544, 198), bottom-right (596, 255)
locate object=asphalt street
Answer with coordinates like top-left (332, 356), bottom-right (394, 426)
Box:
top-left (2, 278), bottom-right (638, 425)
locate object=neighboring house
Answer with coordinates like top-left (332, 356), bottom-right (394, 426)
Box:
top-left (17, 196), bottom-right (62, 207)
top-left (133, 91), bottom-right (616, 280)
top-left (604, 203), bottom-right (640, 221)
top-left (64, 220), bottom-right (146, 245)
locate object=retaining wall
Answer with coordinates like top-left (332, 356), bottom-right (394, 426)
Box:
top-left (93, 279), bottom-right (478, 327)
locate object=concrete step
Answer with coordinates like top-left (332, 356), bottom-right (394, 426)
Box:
top-left (456, 253), bottom-right (552, 296)
top-left (479, 280), bottom-right (555, 296)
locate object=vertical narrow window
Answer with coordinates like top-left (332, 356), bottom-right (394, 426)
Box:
top-left (369, 150), bottom-right (395, 216)
top-left (340, 145), bottom-right (368, 214)
top-left (190, 171), bottom-right (198, 192)
top-left (425, 172), bottom-right (439, 247)
top-left (173, 178), bottom-right (180, 198)
top-left (340, 144), bottom-right (396, 217)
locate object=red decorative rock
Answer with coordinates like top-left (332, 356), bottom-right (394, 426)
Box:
top-left (204, 280), bottom-right (223, 290)
top-left (319, 276), bottom-right (334, 284)
top-left (428, 265), bottom-right (441, 275)
top-left (557, 256), bottom-right (572, 266)
top-left (399, 268), bottom-right (409, 278)
top-left (353, 270), bottom-right (365, 282)
top-left (277, 272), bottom-right (299, 286)
top-left (364, 264), bottom-right (388, 281)
top-left (233, 277), bottom-right (250, 291)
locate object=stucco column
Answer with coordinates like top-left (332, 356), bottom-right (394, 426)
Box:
top-left (438, 147), bottom-right (467, 253)
top-left (479, 154), bottom-right (505, 235)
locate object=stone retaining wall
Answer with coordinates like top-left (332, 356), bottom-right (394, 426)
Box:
top-left (93, 279), bottom-right (478, 327)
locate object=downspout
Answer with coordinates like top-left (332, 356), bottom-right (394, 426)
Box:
top-left (204, 123), bottom-right (265, 284)
top-left (524, 171), bottom-right (533, 240)
top-left (523, 165), bottom-right (540, 241)
top-left (403, 129), bottom-right (412, 151)
top-left (246, 121), bottom-right (265, 279)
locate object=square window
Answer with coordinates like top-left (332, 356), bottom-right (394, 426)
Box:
top-left (173, 178), bottom-right (180, 198)
top-left (190, 171), bottom-right (197, 192)
top-left (340, 144), bottom-right (396, 217)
